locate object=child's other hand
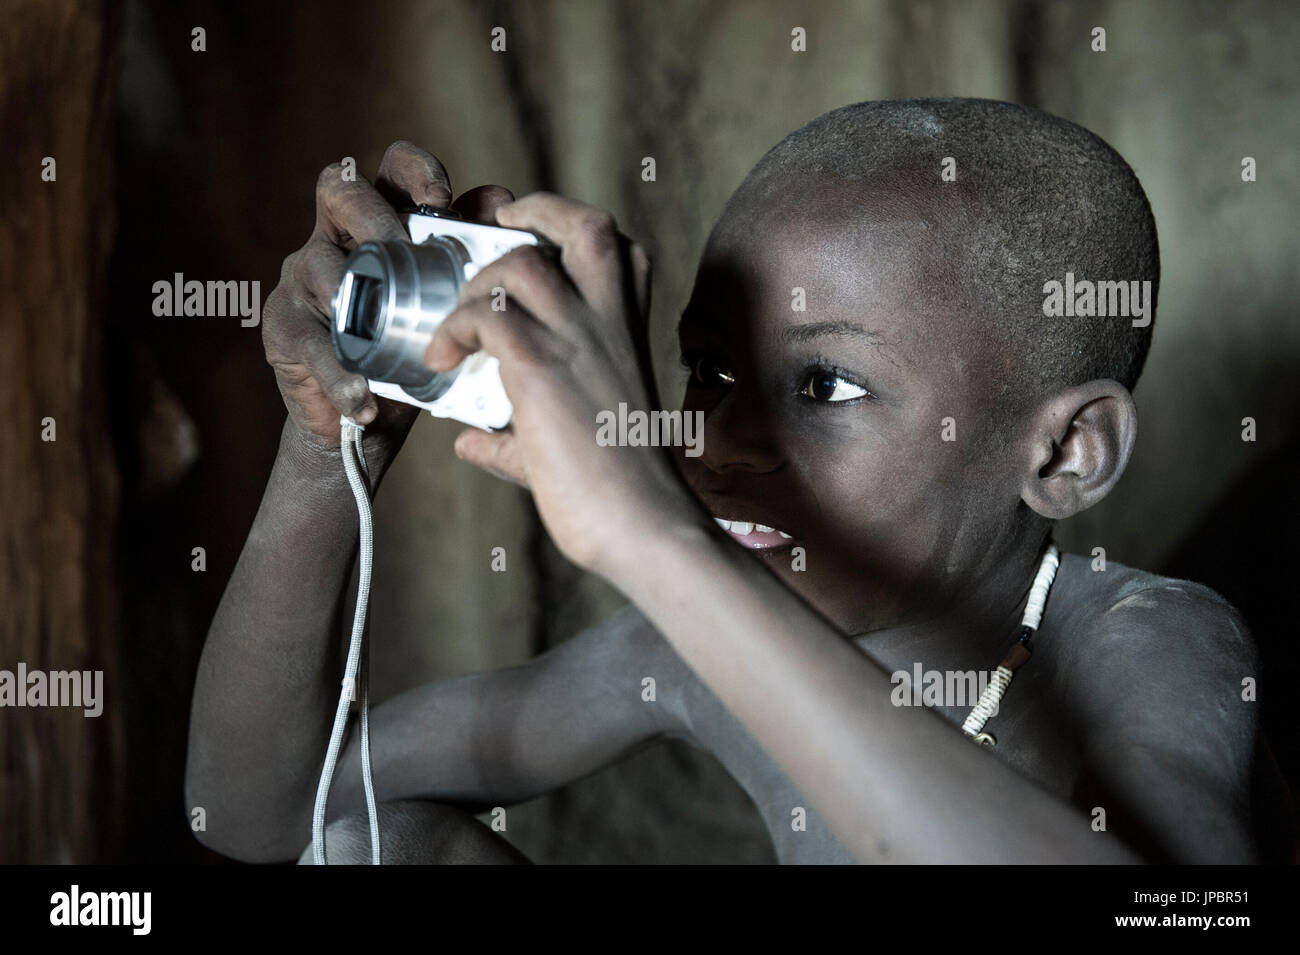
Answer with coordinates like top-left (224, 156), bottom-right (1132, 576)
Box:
top-left (262, 141), bottom-right (514, 449)
top-left (425, 192), bottom-right (700, 575)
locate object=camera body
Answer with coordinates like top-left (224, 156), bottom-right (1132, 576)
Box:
top-left (330, 207), bottom-right (539, 431)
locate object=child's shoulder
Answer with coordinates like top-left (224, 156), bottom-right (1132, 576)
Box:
top-left (1039, 555), bottom-right (1261, 862)
top-left (1046, 552), bottom-right (1256, 721)
top-left (1051, 552), bottom-right (1251, 652)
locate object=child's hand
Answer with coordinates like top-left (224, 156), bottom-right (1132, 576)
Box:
top-left (262, 141), bottom-right (514, 449)
top-left (425, 192), bottom-right (701, 576)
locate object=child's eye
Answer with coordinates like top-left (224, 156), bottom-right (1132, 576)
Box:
top-left (799, 369), bottom-right (870, 402)
top-left (680, 349), bottom-right (735, 387)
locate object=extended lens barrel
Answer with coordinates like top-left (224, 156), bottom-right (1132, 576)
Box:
top-left (331, 237), bottom-right (471, 402)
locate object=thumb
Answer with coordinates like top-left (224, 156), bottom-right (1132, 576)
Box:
top-left (454, 427), bottom-right (530, 488)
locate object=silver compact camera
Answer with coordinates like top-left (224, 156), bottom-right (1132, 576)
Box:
top-left (330, 206), bottom-right (539, 430)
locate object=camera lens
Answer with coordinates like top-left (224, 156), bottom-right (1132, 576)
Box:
top-left (346, 276), bottom-right (384, 340)
top-left (331, 238), bottom-right (470, 402)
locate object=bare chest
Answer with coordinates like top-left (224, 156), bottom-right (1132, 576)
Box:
top-left (671, 637), bottom-right (1086, 864)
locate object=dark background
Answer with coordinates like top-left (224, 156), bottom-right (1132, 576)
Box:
top-left (3, 0), bottom-right (1297, 863)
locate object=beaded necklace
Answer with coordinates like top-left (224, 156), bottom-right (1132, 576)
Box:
top-left (961, 542), bottom-right (1060, 747)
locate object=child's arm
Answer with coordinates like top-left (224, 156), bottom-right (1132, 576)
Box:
top-left (322, 604), bottom-right (677, 827)
top-left (185, 412), bottom-right (674, 864)
top-left (611, 525), bottom-right (1146, 863)
top-left (615, 531), bottom-right (1264, 863)
top-left (186, 145), bottom-right (686, 863)
top-left (184, 421), bottom-right (672, 863)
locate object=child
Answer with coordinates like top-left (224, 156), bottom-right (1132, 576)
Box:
top-left (186, 98), bottom-right (1278, 864)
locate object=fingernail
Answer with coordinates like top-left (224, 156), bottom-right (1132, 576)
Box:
top-left (356, 404), bottom-right (377, 425)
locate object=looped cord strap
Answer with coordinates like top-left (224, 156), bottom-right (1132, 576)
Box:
top-left (311, 417), bottom-right (382, 865)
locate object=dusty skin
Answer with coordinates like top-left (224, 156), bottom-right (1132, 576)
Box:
top-left (186, 137), bottom-right (1284, 865)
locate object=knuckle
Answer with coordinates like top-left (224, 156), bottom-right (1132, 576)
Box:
top-left (510, 245), bottom-right (551, 286)
top-left (263, 282), bottom-right (290, 322)
top-left (263, 285), bottom-right (307, 340)
top-left (280, 247), bottom-right (326, 312)
top-left (303, 247), bottom-right (343, 304)
top-left (512, 243), bottom-right (545, 265)
top-left (498, 329), bottom-right (539, 367)
top-left (575, 211), bottom-right (618, 257)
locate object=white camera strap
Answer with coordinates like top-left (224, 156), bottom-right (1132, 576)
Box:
top-left (311, 416), bottom-right (382, 865)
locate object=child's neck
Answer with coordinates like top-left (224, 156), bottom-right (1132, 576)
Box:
top-left (850, 533), bottom-right (1051, 672)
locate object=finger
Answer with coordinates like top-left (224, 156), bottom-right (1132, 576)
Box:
top-left (315, 163), bottom-right (407, 248)
top-left (424, 296), bottom-right (557, 374)
top-left (288, 235), bottom-right (347, 316)
top-left (270, 302), bottom-right (379, 423)
top-left (453, 427), bottom-right (529, 487)
top-left (494, 193), bottom-right (630, 316)
top-left (457, 245), bottom-right (583, 334)
top-left (298, 325), bottom-right (379, 423)
top-left (375, 140), bottom-right (452, 209)
top-left (451, 184), bottom-right (516, 226)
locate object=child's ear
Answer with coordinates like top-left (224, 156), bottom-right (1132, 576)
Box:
top-left (1018, 379), bottom-right (1137, 520)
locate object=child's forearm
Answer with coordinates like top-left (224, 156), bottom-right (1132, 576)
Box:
top-left (185, 418), bottom-right (397, 861)
top-left (608, 519), bottom-right (1142, 864)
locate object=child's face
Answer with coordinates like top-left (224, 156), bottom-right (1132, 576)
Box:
top-left (675, 194), bottom-right (1028, 634)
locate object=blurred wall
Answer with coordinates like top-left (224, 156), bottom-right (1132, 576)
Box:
top-left (1, 0), bottom-right (123, 865)
top-left (98, 0), bottom-right (1298, 862)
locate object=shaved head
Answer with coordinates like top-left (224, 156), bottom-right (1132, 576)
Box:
top-left (720, 98), bottom-right (1160, 401)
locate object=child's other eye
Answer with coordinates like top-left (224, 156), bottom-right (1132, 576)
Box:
top-left (680, 349), bottom-right (735, 387)
top-left (799, 369), bottom-right (870, 402)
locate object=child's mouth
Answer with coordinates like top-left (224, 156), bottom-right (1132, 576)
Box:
top-left (713, 517), bottom-right (795, 550)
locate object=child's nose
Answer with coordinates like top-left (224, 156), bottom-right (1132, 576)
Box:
top-left (692, 387), bottom-right (783, 475)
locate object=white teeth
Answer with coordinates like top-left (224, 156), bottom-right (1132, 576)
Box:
top-left (714, 517), bottom-right (793, 540)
